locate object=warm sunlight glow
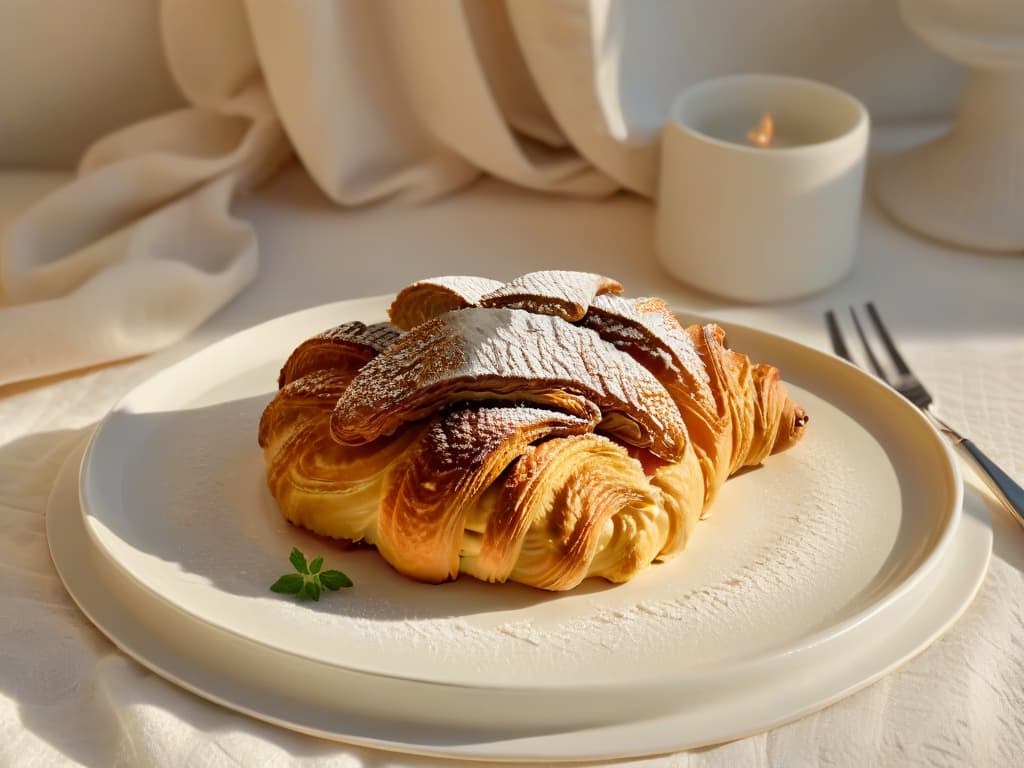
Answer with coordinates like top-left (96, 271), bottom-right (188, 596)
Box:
top-left (747, 112), bottom-right (774, 147)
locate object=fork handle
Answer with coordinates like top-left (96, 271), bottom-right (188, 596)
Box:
top-left (956, 439), bottom-right (1024, 530)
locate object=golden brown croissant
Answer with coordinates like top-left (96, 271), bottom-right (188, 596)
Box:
top-left (259, 271), bottom-right (808, 591)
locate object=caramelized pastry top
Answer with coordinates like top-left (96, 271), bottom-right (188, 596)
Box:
top-left (477, 270), bottom-right (623, 321)
top-left (259, 269), bottom-right (808, 591)
top-left (330, 306), bottom-right (689, 461)
top-left (389, 276), bottom-right (502, 330)
top-left (278, 320), bottom-right (402, 387)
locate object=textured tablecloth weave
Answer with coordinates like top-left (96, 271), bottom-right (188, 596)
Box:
top-left (2, 151), bottom-right (1023, 766)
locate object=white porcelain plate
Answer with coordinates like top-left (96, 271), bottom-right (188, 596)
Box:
top-left (69, 297), bottom-right (981, 754)
top-left (51, 435), bottom-right (991, 761)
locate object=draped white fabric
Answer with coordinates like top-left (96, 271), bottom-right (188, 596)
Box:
top-left (1, 0), bottom-right (650, 386)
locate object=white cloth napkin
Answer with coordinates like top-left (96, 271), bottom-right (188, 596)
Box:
top-left (0, 0), bottom-right (659, 387)
top-left (1, 84), bottom-right (288, 386)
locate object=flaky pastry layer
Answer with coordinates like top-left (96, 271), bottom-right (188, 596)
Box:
top-left (259, 270), bottom-right (808, 591)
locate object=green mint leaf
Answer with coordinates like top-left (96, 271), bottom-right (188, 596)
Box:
top-left (269, 573), bottom-right (303, 594)
top-left (320, 569), bottom-right (353, 590)
top-left (289, 547), bottom-right (309, 574)
top-left (272, 550), bottom-right (351, 601)
top-left (304, 578), bottom-right (321, 601)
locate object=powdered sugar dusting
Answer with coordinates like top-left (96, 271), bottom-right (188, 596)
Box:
top-left (409, 275), bottom-right (503, 304)
top-left (316, 321), bottom-right (402, 353)
top-left (280, 370), bottom-right (349, 400)
top-left (479, 270), bottom-right (623, 321)
top-left (423, 406), bottom-right (593, 470)
top-left (388, 276), bottom-right (502, 328)
top-left (333, 307), bottom-right (688, 459)
top-left (587, 294), bottom-right (713, 405)
top-left (278, 322), bottom-right (403, 388)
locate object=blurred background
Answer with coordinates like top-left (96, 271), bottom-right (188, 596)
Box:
top-left (0, 0), bottom-right (963, 170)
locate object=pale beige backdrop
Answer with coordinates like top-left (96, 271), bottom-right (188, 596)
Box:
top-left (0, 0), bottom-right (961, 169)
top-left (0, 0), bottom-right (963, 387)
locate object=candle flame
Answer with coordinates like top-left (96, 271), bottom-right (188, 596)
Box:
top-left (747, 112), bottom-right (774, 148)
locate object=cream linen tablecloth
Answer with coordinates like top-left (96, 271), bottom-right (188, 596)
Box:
top-left (2, 124), bottom-right (1023, 767)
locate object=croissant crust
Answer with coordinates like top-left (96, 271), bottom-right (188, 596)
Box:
top-left (259, 270), bottom-right (808, 591)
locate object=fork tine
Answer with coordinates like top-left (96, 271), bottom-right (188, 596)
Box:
top-left (824, 310), bottom-right (852, 362)
top-left (849, 306), bottom-right (889, 382)
top-left (865, 302), bottom-right (912, 376)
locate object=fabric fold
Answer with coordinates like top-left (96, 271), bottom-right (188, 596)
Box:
top-left (387, 0), bottom-right (618, 197)
top-left (0, 0), bottom-right (652, 387)
top-left (508, 0), bottom-right (659, 195)
top-left (0, 84), bottom-right (290, 385)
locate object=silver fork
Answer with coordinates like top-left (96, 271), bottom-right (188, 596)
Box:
top-left (826, 303), bottom-right (1024, 529)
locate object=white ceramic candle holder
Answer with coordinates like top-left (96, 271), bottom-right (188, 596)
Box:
top-left (655, 74), bottom-right (870, 303)
top-left (875, 0), bottom-right (1024, 253)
